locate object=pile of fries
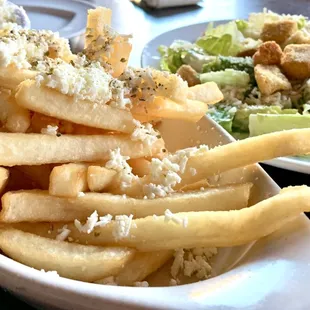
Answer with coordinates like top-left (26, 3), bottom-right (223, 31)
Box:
top-left (1, 7), bottom-right (310, 287)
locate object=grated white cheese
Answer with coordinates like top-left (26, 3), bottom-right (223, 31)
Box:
top-left (105, 148), bottom-right (138, 190)
top-left (40, 269), bottom-right (59, 277)
top-left (55, 224), bottom-right (71, 241)
top-left (171, 247), bottom-right (217, 280)
top-left (134, 281), bottom-right (149, 287)
top-left (164, 209), bottom-right (182, 225)
top-left (131, 119), bottom-right (159, 148)
top-left (75, 211), bottom-right (113, 234)
top-left (0, 26), bottom-right (71, 69)
top-left (77, 191), bottom-right (85, 197)
top-left (169, 278), bottom-right (179, 286)
top-left (189, 168), bottom-right (197, 176)
top-left (112, 214), bottom-right (134, 240)
top-left (41, 125), bottom-right (58, 136)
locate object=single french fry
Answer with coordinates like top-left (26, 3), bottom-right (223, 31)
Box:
top-left (0, 90), bottom-right (31, 133)
top-left (4, 183), bottom-right (252, 223)
top-left (187, 82), bottom-right (224, 104)
top-left (95, 251), bottom-right (173, 286)
top-left (49, 163), bottom-right (89, 198)
top-left (87, 166), bottom-right (117, 192)
top-left (85, 8), bottom-right (112, 48)
top-left (15, 80), bottom-right (136, 133)
top-left (0, 133), bottom-right (164, 166)
top-left (39, 185), bottom-right (310, 251)
top-left (30, 112), bottom-right (108, 135)
top-left (15, 165), bottom-right (52, 190)
top-left (0, 66), bottom-right (36, 90)
top-left (0, 227), bottom-right (135, 282)
top-left (177, 129), bottom-right (310, 188)
top-left (0, 167), bottom-right (9, 195)
top-left (127, 158), bottom-right (151, 177)
top-left (131, 97), bottom-right (209, 123)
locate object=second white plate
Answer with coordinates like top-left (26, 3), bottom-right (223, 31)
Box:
top-left (141, 21), bottom-right (310, 174)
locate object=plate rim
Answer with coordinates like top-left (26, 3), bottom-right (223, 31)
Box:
top-left (140, 21), bottom-right (310, 175)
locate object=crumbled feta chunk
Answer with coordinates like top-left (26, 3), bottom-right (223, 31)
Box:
top-left (112, 214), bottom-right (134, 240)
top-left (171, 247), bottom-right (217, 280)
top-left (131, 119), bottom-right (159, 148)
top-left (41, 125), bottom-right (58, 136)
top-left (55, 224), bottom-right (71, 241)
top-left (134, 281), bottom-right (149, 287)
top-left (105, 148), bottom-right (138, 190)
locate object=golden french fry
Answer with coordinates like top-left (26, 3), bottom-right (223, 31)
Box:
top-left (15, 165), bottom-right (52, 190)
top-left (0, 227), bottom-right (135, 282)
top-left (187, 82), bottom-right (224, 104)
top-left (15, 80), bottom-right (136, 133)
top-left (69, 185), bottom-right (310, 251)
top-left (87, 166), bottom-right (117, 192)
top-left (0, 90), bottom-right (31, 133)
top-left (0, 133), bottom-right (164, 166)
top-left (49, 163), bottom-right (88, 198)
top-left (127, 158), bottom-right (151, 177)
top-left (0, 167), bottom-right (9, 195)
top-left (96, 251), bottom-right (173, 286)
top-left (131, 97), bottom-right (209, 123)
top-left (178, 128), bottom-right (310, 188)
top-left (0, 66), bottom-right (36, 90)
top-left (85, 8), bottom-right (112, 47)
top-left (4, 183), bottom-right (252, 223)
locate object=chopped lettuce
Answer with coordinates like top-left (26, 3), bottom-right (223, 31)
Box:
top-left (196, 21), bottom-right (244, 56)
top-left (207, 106), bottom-right (236, 132)
top-left (200, 69), bottom-right (250, 87)
top-left (235, 20), bottom-right (249, 33)
top-left (158, 40), bottom-right (208, 73)
top-left (249, 113), bottom-right (310, 137)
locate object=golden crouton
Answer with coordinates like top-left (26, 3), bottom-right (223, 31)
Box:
top-left (254, 64), bottom-right (292, 95)
top-left (261, 20), bottom-right (298, 44)
top-left (176, 65), bottom-right (200, 87)
top-left (281, 44), bottom-right (310, 80)
top-left (253, 41), bottom-right (283, 66)
top-left (283, 30), bottom-right (310, 47)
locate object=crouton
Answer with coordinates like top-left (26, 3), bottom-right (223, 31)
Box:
top-left (176, 65), bottom-right (200, 87)
top-left (281, 44), bottom-right (310, 80)
top-left (261, 20), bottom-right (298, 44)
top-left (253, 41), bottom-right (283, 66)
top-left (254, 64), bottom-right (292, 95)
top-left (283, 30), bottom-right (310, 47)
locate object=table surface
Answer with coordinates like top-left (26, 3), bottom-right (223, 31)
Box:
top-left (2, 0), bottom-right (310, 308)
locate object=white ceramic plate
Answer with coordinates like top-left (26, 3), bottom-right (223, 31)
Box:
top-left (141, 21), bottom-right (310, 175)
top-left (1, 116), bottom-right (310, 310)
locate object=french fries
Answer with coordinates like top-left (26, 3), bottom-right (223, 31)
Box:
top-left (0, 66), bottom-right (36, 90)
top-left (131, 97), bottom-right (209, 123)
top-left (0, 184), bottom-right (251, 223)
top-left (1, 5), bottom-right (310, 288)
top-left (0, 167), bottom-right (9, 194)
top-left (49, 163), bottom-right (89, 197)
top-left (0, 227), bottom-right (135, 282)
top-left (15, 80), bottom-right (136, 133)
top-left (87, 166), bottom-right (117, 192)
top-left (96, 251), bottom-right (173, 286)
top-left (32, 185), bottom-right (309, 251)
top-left (0, 89), bottom-right (31, 133)
top-left (0, 133), bottom-right (164, 166)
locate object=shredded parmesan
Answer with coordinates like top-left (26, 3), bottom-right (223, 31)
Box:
top-left (74, 211), bottom-right (112, 234)
top-left (189, 168), bottom-right (197, 176)
top-left (112, 214), bottom-right (134, 240)
top-left (40, 269), bottom-right (59, 277)
top-left (41, 125), bottom-right (58, 136)
top-left (164, 209), bottom-right (182, 225)
top-left (55, 224), bottom-right (71, 241)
